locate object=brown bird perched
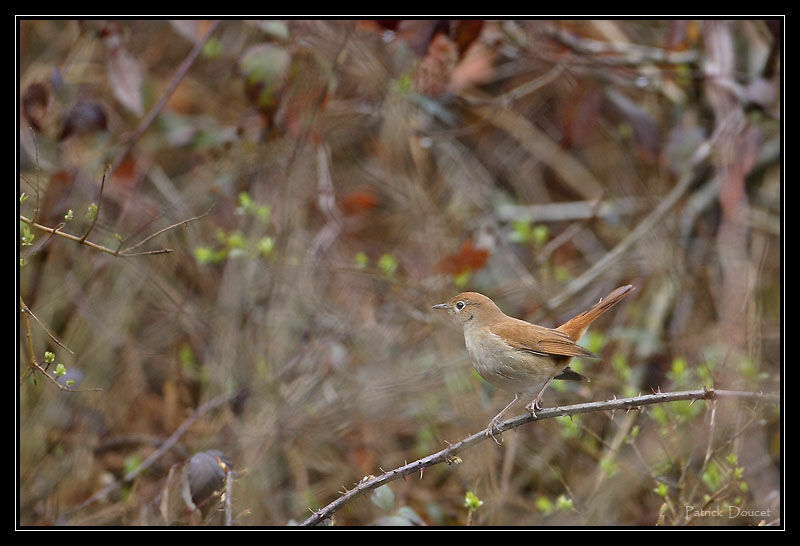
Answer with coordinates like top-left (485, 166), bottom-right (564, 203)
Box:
top-left (433, 285), bottom-right (633, 442)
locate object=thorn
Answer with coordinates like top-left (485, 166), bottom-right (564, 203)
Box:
top-left (657, 385), bottom-right (662, 393)
top-left (610, 409), bottom-right (616, 420)
top-left (419, 467), bottom-right (424, 480)
top-left (689, 398), bottom-right (697, 406)
top-left (650, 386), bottom-right (657, 395)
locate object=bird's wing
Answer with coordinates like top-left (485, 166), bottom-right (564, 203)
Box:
top-left (490, 319), bottom-right (598, 359)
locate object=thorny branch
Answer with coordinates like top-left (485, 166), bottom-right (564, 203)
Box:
top-left (300, 388), bottom-right (777, 526)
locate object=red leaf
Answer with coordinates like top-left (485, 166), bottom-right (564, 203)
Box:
top-left (341, 190), bottom-right (379, 215)
top-left (437, 239), bottom-right (490, 275)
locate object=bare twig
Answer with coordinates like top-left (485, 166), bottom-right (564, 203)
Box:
top-left (20, 205), bottom-right (209, 258)
top-left (300, 388), bottom-right (777, 526)
top-left (470, 101), bottom-right (606, 199)
top-left (80, 165), bottom-right (110, 243)
top-left (119, 205), bottom-right (214, 255)
top-left (27, 360), bottom-right (101, 393)
top-left (20, 215), bottom-right (165, 257)
top-left (19, 297), bottom-right (74, 355)
top-left (110, 20), bottom-right (221, 175)
top-left (547, 136), bottom-right (713, 309)
top-left (19, 300), bottom-right (95, 391)
top-left (224, 470), bottom-right (234, 526)
top-left (703, 401), bottom-right (718, 467)
top-left (535, 192), bottom-right (608, 267)
top-left (22, 221), bottom-right (65, 263)
top-left (19, 299), bottom-right (37, 375)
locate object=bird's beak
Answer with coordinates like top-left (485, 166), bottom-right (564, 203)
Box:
top-left (432, 303), bottom-right (449, 310)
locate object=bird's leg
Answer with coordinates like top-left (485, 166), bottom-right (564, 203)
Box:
top-left (525, 377), bottom-right (554, 418)
top-left (486, 394), bottom-right (519, 445)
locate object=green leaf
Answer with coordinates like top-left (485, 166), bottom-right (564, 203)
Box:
top-left (20, 193), bottom-right (28, 205)
top-left (559, 414), bottom-right (581, 438)
top-left (257, 236), bottom-right (274, 257)
top-left (123, 454), bottom-right (142, 476)
top-left (238, 191), bottom-right (254, 211)
top-left (653, 482), bottom-right (669, 497)
top-left (535, 496), bottom-right (554, 515)
top-left (702, 461), bottom-right (724, 492)
top-left (555, 495), bottom-right (573, 511)
top-left (554, 265), bottom-right (570, 282)
top-left (531, 224), bottom-right (550, 247)
top-left (453, 270), bottom-right (471, 288)
top-left (671, 356), bottom-right (688, 379)
top-left (600, 456), bottom-right (619, 477)
top-left (354, 251), bottom-right (369, 268)
top-left (20, 225), bottom-right (35, 246)
top-left (509, 219), bottom-right (532, 243)
top-left (464, 491), bottom-right (483, 511)
top-left (649, 404), bottom-right (670, 427)
top-left (225, 231), bottom-right (246, 249)
top-left (44, 351), bottom-right (55, 363)
top-left (54, 363), bottom-right (67, 376)
top-left (64, 209), bottom-right (74, 221)
top-left (612, 354), bottom-right (632, 382)
top-left (203, 37), bottom-right (223, 59)
top-left (668, 399), bottom-right (704, 423)
top-left (378, 253), bottom-right (397, 276)
top-left (194, 246), bottom-right (224, 264)
top-left (256, 205), bottom-right (271, 224)
top-left (584, 331), bottom-right (607, 354)
top-left (86, 202), bottom-right (98, 221)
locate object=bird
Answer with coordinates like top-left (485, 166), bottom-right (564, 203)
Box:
top-left (433, 285), bottom-right (633, 442)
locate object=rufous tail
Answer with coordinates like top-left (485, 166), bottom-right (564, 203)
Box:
top-left (556, 285), bottom-right (634, 341)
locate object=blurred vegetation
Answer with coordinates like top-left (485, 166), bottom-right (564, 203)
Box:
top-left (18, 19), bottom-right (781, 526)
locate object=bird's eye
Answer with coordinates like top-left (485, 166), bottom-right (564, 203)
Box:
top-left (455, 301), bottom-right (465, 311)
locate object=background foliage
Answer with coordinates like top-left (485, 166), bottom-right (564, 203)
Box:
top-left (18, 19), bottom-right (781, 526)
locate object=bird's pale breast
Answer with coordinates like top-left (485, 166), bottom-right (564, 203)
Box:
top-left (464, 326), bottom-right (561, 395)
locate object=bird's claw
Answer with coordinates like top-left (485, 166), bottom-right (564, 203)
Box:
top-left (525, 400), bottom-right (543, 419)
top-left (485, 420), bottom-right (503, 446)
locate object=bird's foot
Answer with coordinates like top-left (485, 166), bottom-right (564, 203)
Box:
top-left (525, 400), bottom-right (543, 419)
top-left (485, 417), bottom-right (503, 446)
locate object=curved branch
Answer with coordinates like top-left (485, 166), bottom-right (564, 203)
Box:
top-left (300, 388), bottom-right (777, 526)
